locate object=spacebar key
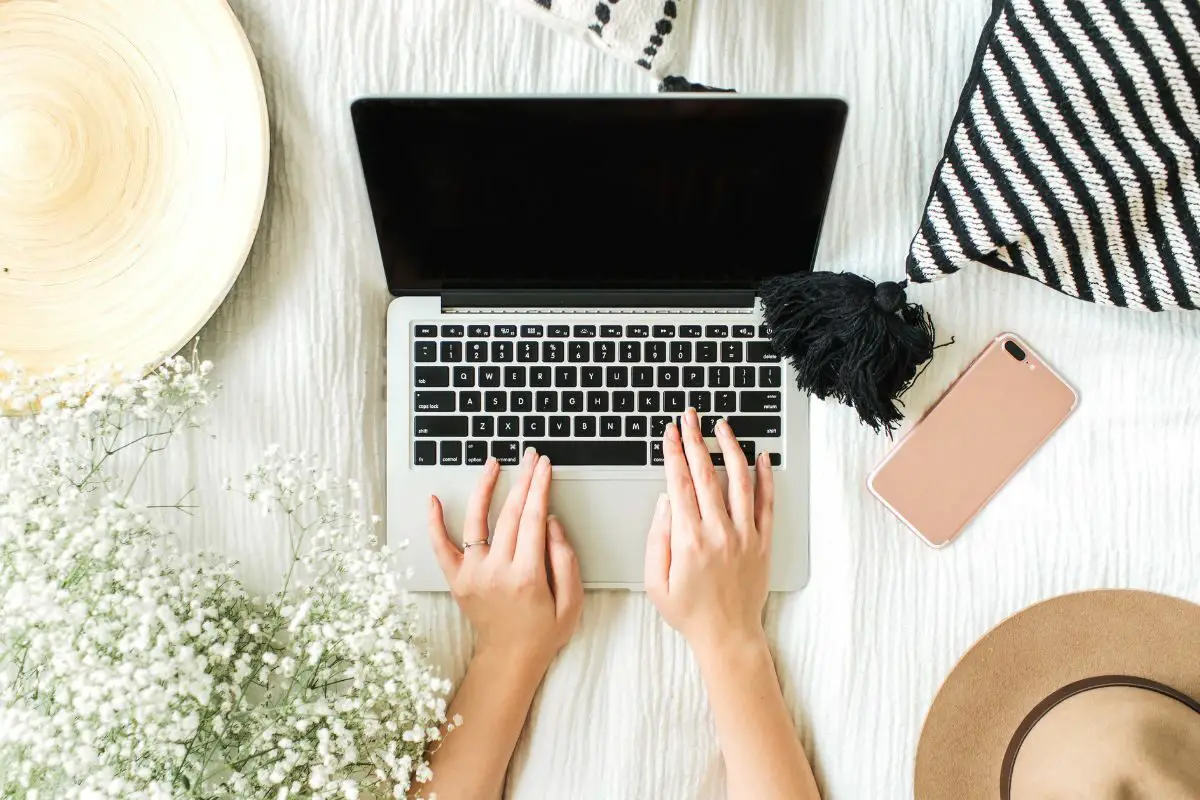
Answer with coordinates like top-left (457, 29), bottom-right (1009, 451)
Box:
top-left (523, 441), bottom-right (647, 466)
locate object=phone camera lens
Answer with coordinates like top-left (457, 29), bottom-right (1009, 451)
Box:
top-left (1004, 341), bottom-right (1026, 361)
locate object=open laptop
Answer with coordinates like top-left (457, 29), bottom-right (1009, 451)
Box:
top-left (352, 97), bottom-right (847, 591)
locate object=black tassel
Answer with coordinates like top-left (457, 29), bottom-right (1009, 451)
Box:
top-left (760, 272), bottom-right (935, 434)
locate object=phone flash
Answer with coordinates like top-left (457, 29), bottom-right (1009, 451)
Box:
top-left (1028, 363), bottom-right (1036, 370)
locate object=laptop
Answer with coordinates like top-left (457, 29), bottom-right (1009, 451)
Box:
top-left (352, 97), bottom-right (847, 591)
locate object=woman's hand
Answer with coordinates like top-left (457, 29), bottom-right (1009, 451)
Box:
top-left (644, 408), bottom-right (775, 657)
top-left (428, 449), bottom-right (583, 670)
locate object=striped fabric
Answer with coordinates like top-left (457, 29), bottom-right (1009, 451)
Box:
top-left (907, 0), bottom-right (1200, 311)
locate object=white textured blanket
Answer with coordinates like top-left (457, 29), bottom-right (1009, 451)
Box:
top-left (196, 1), bottom-right (1200, 797)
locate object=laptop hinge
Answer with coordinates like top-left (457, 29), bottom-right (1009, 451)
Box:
top-left (440, 289), bottom-right (756, 311)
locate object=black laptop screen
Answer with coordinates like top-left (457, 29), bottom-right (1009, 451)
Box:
top-left (352, 98), bottom-right (847, 295)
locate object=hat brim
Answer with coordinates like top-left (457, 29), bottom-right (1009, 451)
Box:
top-left (915, 590), bottom-right (1200, 799)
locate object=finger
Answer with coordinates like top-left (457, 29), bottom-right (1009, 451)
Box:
top-left (643, 493), bottom-right (672, 597)
top-left (427, 496), bottom-right (462, 581)
top-left (663, 422), bottom-right (701, 533)
top-left (715, 419), bottom-right (754, 530)
top-left (547, 516), bottom-right (583, 625)
top-left (681, 407), bottom-right (727, 521)
top-left (463, 457), bottom-right (501, 559)
top-left (516, 455), bottom-right (552, 568)
top-left (754, 452), bottom-right (776, 546)
top-left (491, 447), bottom-right (539, 560)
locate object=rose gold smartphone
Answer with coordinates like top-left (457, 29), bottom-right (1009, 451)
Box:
top-left (868, 333), bottom-right (1077, 548)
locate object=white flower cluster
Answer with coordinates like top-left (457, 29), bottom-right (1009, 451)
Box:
top-left (0, 354), bottom-right (449, 799)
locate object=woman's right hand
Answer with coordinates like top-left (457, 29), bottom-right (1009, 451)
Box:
top-left (643, 408), bottom-right (775, 658)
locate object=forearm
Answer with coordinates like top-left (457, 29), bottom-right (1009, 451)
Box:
top-left (418, 647), bottom-right (547, 800)
top-left (696, 635), bottom-right (820, 800)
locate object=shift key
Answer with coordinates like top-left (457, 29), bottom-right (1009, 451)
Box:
top-left (726, 416), bottom-right (782, 438)
top-left (740, 391), bottom-right (782, 413)
top-left (414, 416), bottom-right (469, 437)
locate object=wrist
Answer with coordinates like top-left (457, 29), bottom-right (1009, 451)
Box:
top-left (690, 627), bottom-right (772, 676)
top-left (472, 640), bottom-right (554, 685)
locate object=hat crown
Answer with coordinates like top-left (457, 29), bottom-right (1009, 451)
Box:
top-left (1009, 686), bottom-right (1200, 800)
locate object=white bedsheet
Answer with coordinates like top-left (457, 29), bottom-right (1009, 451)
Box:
top-left (190, 1), bottom-right (1200, 796)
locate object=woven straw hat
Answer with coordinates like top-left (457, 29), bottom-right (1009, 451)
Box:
top-left (0, 0), bottom-right (268, 374)
top-left (915, 590), bottom-right (1200, 799)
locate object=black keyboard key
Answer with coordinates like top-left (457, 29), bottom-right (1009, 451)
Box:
top-left (769, 452), bottom-right (782, 467)
top-left (600, 416), bottom-right (622, 437)
top-left (632, 367), bottom-right (654, 387)
top-left (468, 324), bottom-right (490, 338)
top-left (495, 325), bottom-right (517, 338)
top-left (485, 391), bottom-right (507, 412)
top-left (657, 367), bottom-right (680, 387)
top-left (460, 392), bottom-right (482, 413)
top-left (651, 416), bottom-right (672, 437)
top-left (613, 391), bottom-right (635, 412)
top-left (563, 391), bottom-right (584, 412)
top-left (606, 366), bottom-right (628, 387)
top-left (480, 366), bottom-right (501, 387)
top-left (625, 416), bottom-right (648, 437)
top-left (504, 367), bottom-right (526, 387)
top-left (582, 366), bottom-right (603, 387)
top-left (601, 325), bottom-right (623, 337)
top-left (414, 416), bottom-right (468, 437)
top-left (705, 325), bottom-right (729, 338)
top-left (646, 341), bottom-right (667, 363)
top-left (530, 366), bottom-right (552, 387)
top-left (472, 416), bottom-right (494, 437)
top-left (741, 391), bottom-right (782, 412)
top-left (696, 342), bottom-right (718, 363)
top-left (492, 441), bottom-right (520, 464)
top-left (626, 325), bottom-right (650, 338)
top-left (733, 325), bottom-right (755, 338)
top-left (708, 366), bottom-right (731, 388)
top-left (465, 442), bottom-right (488, 465)
top-left (587, 392), bottom-right (609, 413)
top-left (748, 342), bottom-right (781, 362)
top-left (555, 366), bottom-right (578, 387)
top-left (549, 416), bottom-right (571, 437)
top-left (574, 325), bottom-right (596, 338)
top-left (466, 341), bottom-right (488, 363)
top-left (760, 366), bottom-right (783, 388)
top-left (441, 325), bottom-right (464, 338)
top-left (734, 366), bottom-right (755, 388)
top-left (492, 341), bottom-right (514, 362)
top-left (498, 416), bottom-right (520, 437)
top-left (758, 324), bottom-right (770, 338)
top-left (619, 342), bottom-right (641, 362)
top-left (522, 441), bottom-right (647, 466)
top-left (511, 391), bottom-right (533, 413)
top-left (415, 325), bottom-right (437, 338)
top-left (415, 367), bottom-right (450, 387)
top-left (651, 440), bottom-right (665, 465)
top-left (739, 441), bottom-right (756, 464)
top-left (721, 342), bottom-right (744, 362)
top-left (639, 391), bottom-right (660, 413)
top-left (594, 341), bottom-right (616, 362)
top-left (681, 325), bottom-right (702, 338)
top-left (652, 325), bottom-right (676, 338)
top-left (453, 367), bottom-right (475, 387)
top-left (569, 341), bottom-right (590, 362)
top-left (521, 325), bottom-right (544, 337)
top-left (414, 391), bottom-right (455, 412)
top-left (523, 416), bottom-right (546, 437)
top-left (710, 452), bottom-right (725, 466)
top-left (727, 416), bottom-right (782, 437)
top-left (548, 325), bottom-right (570, 338)
top-left (543, 341), bottom-right (565, 363)
top-left (574, 416), bottom-right (597, 437)
top-left (701, 416), bottom-right (720, 436)
top-left (441, 342), bottom-right (463, 363)
top-left (670, 342), bottom-right (692, 362)
top-left (536, 391), bottom-right (558, 412)
top-left (517, 341), bottom-right (538, 363)
top-left (413, 441), bottom-right (436, 465)
top-left (683, 366), bottom-right (704, 388)
top-left (415, 341), bottom-right (438, 362)
top-left (689, 391), bottom-right (711, 413)
top-left (715, 391), bottom-right (737, 413)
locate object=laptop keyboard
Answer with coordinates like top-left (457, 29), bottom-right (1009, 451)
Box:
top-left (410, 321), bottom-right (785, 468)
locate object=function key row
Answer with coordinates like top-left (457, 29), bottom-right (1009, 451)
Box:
top-left (415, 323), bottom-right (773, 339)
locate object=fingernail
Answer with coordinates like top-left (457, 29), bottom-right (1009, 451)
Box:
top-left (538, 454), bottom-right (550, 470)
top-left (665, 422), bottom-right (679, 442)
top-left (524, 446), bottom-right (537, 463)
top-left (654, 493), bottom-right (669, 519)
top-left (683, 408), bottom-right (697, 427)
top-left (716, 418), bottom-right (731, 438)
top-left (428, 495), bottom-right (438, 510)
top-left (486, 456), bottom-right (498, 470)
top-left (758, 452), bottom-right (768, 465)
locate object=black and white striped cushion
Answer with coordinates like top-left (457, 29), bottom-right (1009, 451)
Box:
top-left (907, 0), bottom-right (1200, 312)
